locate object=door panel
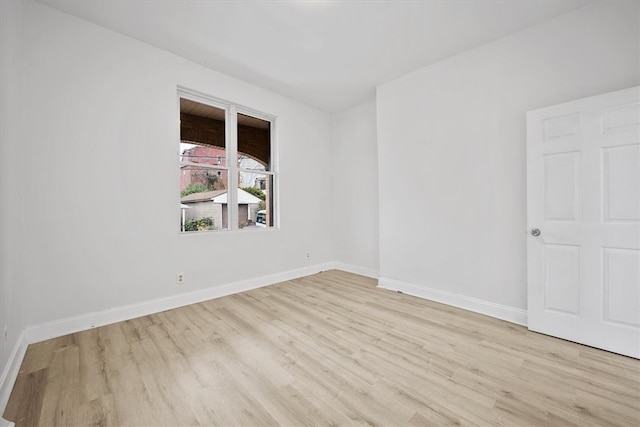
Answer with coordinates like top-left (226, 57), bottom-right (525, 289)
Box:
top-left (543, 243), bottom-right (581, 315)
top-left (604, 103), bottom-right (640, 131)
top-left (543, 152), bottom-right (580, 222)
top-left (527, 86), bottom-right (640, 358)
top-left (603, 144), bottom-right (640, 222)
top-left (603, 248), bottom-right (640, 328)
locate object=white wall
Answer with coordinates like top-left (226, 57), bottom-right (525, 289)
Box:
top-left (0, 0), bottom-right (27, 388)
top-left (331, 101), bottom-right (379, 276)
top-left (376, 1), bottom-right (640, 313)
top-left (5, 0), bottom-right (334, 335)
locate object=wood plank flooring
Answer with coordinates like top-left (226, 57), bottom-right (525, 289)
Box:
top-left (4, 270), bottom-right (640, 426)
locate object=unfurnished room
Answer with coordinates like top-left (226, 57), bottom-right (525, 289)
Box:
top-left (0, 0), bottom-right (639, 426)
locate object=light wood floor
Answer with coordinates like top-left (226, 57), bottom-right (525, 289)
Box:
top-left (4, 270), bottom-right (640, 426)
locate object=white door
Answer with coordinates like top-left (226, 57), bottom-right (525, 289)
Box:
top-left (527, 86), bottom-right (640, 358)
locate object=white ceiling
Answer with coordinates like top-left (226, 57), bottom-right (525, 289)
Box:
top-left (39, 0), bottom-right (591, 112)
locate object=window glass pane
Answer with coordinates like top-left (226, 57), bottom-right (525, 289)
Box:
top-left (180, 97), bottom-right (228, 233)
top-left (180, 166), bottom-right (228, 232)
top-left (239, 172), bottom-right (274, 229)
top-left (237, 113), bottom-right (270, 172)
top-left (180, 98), bottom-right (226, 150)
top-left (180, 98), bottom-right (226, 167)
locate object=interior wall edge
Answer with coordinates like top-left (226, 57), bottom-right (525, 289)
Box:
top-left (332, 262), bottom-right (379, 280)
top-left (378, 276), bottom-right (528, 326)
top-left (0, 329), bottom-right (27, 421)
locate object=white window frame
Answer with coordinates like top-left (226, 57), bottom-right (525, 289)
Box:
top-left (178, 87), bottom-right (278, 233)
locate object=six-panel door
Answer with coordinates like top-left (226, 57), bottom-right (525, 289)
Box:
top-left (527, 86), bottom-right (640, 358)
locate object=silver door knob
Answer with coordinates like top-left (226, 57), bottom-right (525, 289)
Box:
top-left (531, 228), bottom-right (541, 237)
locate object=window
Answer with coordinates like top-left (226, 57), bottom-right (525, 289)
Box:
top-left (179, 89), bottom-right (276, 233)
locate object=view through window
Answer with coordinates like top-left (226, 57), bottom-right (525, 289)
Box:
top-left (179, 94), bottom-right (275, 232)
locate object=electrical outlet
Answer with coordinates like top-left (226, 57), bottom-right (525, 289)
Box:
top-left (306, 252), bottom-right (310, 260)
top-left (3, 326), bottom-right (7, 347)
top-left (177, 273), bottom-right (185, 284)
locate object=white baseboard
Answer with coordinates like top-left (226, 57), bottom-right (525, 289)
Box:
top-left (332, 262), bottom-right (379, 279)
top-left (25, 262), bottom-right (335, 345)
top-left (378, 277), bottom-right (528, 326)
top-left (0, 329), bottom-right (27, 422)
